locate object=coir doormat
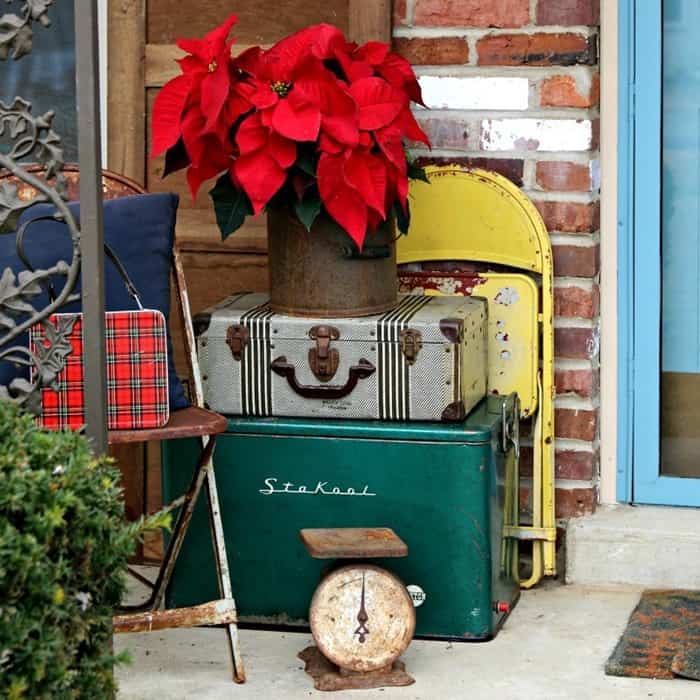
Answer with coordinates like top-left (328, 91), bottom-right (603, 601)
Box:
top-left (606, 590), bottom-right (700, 680)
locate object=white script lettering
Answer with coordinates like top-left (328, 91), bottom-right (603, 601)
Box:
top-left (259, 477), bottom-right (376, 497)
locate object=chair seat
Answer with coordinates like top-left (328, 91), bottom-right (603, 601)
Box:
top-left (108, 406), bottom-right (228, 445)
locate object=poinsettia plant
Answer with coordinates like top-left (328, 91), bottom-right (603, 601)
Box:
top-left (151, 15), bottom-right (430, 249)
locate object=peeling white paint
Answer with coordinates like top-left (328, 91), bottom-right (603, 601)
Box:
top-left (481, 119), bottom-right (593, 152)
top-left (494, 287), bottom-right (520, 305)
top-left (419, 76), bottom-right (529, 111)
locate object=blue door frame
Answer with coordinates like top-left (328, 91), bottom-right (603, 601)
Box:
top-left (618, 0), bottom-right (700, 505)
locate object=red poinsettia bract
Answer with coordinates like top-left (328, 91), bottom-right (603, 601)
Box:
top-left (151, 18), bottom-right (430, 248)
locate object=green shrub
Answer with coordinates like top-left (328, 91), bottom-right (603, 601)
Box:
top-left (0, 402), bottom-right (167, 699)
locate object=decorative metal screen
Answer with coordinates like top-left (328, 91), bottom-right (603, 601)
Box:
top-left (0, 1), bottom-right (107, 449)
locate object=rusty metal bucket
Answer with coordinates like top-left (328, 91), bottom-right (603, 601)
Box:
top-left (267, 207), bottom-right (398, 317)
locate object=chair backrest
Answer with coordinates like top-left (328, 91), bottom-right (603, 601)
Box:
top-left (6, 163), bottom-right (147, 202)
top-left (397, 166), bottom-right (554, 419)
top-left (398, 166), bottom-right (551, 274)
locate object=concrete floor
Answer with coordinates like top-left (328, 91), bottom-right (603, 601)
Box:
top-left (115, 581), bottom-right (699, 699)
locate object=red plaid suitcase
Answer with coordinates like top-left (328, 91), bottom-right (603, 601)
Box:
top-left (30, 309), bottom-right (170, 431)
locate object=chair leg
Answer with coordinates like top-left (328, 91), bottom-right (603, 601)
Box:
top-left (115, 433), bottom-right (245, 684)
top-left (204, 455), bottom-right (246, 683)
top-left (119, 436), bottom-right (216, 614)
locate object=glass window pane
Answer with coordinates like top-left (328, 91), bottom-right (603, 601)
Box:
top-left (2, 5), bottom-right (77, 160)
top-left (660, 0), bottom-right (700, 477)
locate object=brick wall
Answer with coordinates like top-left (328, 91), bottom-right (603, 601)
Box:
top-left (393, 0), bottom-right (601, 520)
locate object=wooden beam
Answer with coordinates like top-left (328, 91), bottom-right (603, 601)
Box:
top-left (146, 43), bottom-right (272, 88)
top-left (145, 44), bottom-right (185, 88)
top-left (107, 0), bottom-right (145, 184)
top-left (348, 0), bottom-right (392, 43)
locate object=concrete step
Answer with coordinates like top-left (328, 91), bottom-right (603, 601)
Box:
top-left (566, 504), bottom-right (700, 588)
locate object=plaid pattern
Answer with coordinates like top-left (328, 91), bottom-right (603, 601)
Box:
top-left (30, 310), bottom-right (170, 431)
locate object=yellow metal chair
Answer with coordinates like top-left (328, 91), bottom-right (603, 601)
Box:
top-left (397, 166), bottom-right (556, 587)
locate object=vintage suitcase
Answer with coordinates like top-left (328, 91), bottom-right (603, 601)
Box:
top-left (162, 395), bottom-right (521, 640)
top-left (194, 293), bottom-right (487, 421)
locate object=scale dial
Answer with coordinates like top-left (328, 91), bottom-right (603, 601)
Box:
top-left (309, 564), bottom-right (416, 673)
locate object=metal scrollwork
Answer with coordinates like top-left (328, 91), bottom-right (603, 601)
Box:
top-left (0, 0), bottom-right (54, 60)
top-left (0, 0), bottom-right (81, 409)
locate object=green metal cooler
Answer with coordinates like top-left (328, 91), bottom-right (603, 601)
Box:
top-left (162, 396), bottom-right (520, 640)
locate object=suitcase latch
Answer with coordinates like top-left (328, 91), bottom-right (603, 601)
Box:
top-left (308, 325), bottom-right (340, 382)
top-left (400, 328), bottom-right (422, 365)
top-left (226, 324), bottom-right (249, 361)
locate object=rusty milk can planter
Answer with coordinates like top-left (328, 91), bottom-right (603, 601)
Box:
top-left (267, 207), bottom-right (397, 317)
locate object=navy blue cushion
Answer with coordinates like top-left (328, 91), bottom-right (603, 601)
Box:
top-left (0, 193), bottom-right (189, 410)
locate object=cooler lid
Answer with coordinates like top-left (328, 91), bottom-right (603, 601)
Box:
top-left (224, 398), bottom-right (502, 443)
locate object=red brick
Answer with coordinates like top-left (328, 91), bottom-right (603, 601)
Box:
top-left (519, 485), bottom-right (597, 517)
top-left (554, 284), bottom-right (599, 318)
top-left (537, 0), bottom-right (599, 26)
top-left (590, 117), bottom-right (600, 150)
top-left (552, 243), bottom-right (599, 277)
top-left (393, 37), bottom-right (469, 65)
top-left (555, 367), bottom-right (599, 398)
top-left (393, 0), bottom-right (409, 25)
top-left (416, 118), bottom-right (469, 149)
top-left (554, 327), bottom-right (598, 359)
top-left (520, 446), bottom-right (597, 480)
top-left (535, 200), bottom-right (599, 233)
top-left (555, 487), bottom-right (597, 518)
top-left (557, 449), bottom-right (598, 480)
top-left (414, 0), bottom-right (529, 28)
top-left (477, 33), bottom-right (596, 66)
top-left (414, 156), bottom-right (524, 186)
top-left (540, 73), bottom-right (600, 107)
top-left (555, 407), bottom-right (597, 441)
top-left (536, 161), bottom-right (592, 191)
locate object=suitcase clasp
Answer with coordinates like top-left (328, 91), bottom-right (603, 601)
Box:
top-left (226, 324), bottom-right (249, 361)
top-left (399, 328), bottom-right (423, 365)
top-left (308, 325), bottom-right (340, 382)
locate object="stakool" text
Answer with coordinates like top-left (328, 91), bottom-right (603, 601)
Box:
top-left (259, 477), bottom-right (376, 497)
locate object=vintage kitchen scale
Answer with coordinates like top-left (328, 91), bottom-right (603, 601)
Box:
top-left (297, 527), bottom-right (417, 691)
top-left (161, 167), bottom-right (556, 662)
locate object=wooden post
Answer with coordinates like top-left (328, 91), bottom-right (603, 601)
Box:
top-left (107, 0), bottom-right (146, 184)
top-left (348, 0), bottom-right (392, 43)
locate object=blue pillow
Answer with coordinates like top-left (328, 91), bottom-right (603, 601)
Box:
top-left (0, 193), bottom-right (189, 411)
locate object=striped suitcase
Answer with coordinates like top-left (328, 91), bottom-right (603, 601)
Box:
top-left (194, 293), bottom-right (487, 422)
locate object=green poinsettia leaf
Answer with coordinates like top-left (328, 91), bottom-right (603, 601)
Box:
top-left (295, 197), bottom-right (322, 232)
top-left (407, 162), bottom-right (430, 184)
top-left (209, 175), bottom-right (253, 240)
top-left (394, 199), bottom-right (411, 235)
top-left (295, 152), bottom-right (316, 177)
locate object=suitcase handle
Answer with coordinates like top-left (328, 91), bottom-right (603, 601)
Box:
top-left (270, 356), bottom-right (375, 399)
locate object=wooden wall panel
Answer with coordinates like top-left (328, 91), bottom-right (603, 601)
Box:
top-left (108, 0), bottom-right (145, 184)
top-left (146, 0), bottom-right (349, 44)
top-left (170, 252), bottom-right (269, 379)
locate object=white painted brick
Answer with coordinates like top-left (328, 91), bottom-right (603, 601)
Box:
top-left (590, 158), bottom-right (601, 190)
top-left (418, 76), bottom-right (528, 111)
top-left (480, 118), bottom-right (593, 152)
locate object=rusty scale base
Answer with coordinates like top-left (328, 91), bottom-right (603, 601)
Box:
top-left (299, 528), bottom-right (415, 691)
top-left (298, 646), bottom-right (415, 691)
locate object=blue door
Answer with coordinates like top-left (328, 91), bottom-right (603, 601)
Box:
top-left (623, 0), bottom-right (700, 504)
